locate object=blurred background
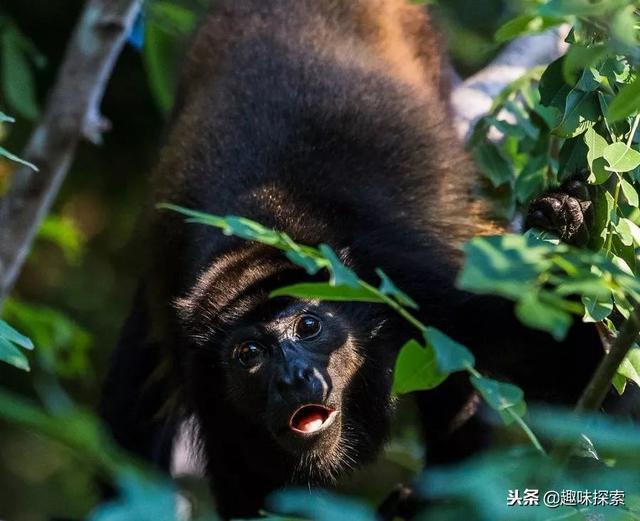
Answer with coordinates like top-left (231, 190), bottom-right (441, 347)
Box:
top-left (0, 1), bottom-right (514, 519)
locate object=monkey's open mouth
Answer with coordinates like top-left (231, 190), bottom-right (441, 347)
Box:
top-left (289, 404), bottom-right (337, 434)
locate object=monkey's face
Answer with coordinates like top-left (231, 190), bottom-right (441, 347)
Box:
top-left (179, 292), bottom-right (397, 482)
top-left (176, 249), bottom-right (398, 482)
top-left (220, 300), bottom-right (370, 456)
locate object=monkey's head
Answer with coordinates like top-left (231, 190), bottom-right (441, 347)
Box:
top-left (175, 244), bottom-right (398, 483)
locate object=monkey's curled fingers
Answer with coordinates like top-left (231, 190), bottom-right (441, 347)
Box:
top-left (524, 178), bottom-right (593, 246)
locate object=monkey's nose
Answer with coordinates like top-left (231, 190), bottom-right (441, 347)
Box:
top-left (275, 363), bottom-right (314, 395)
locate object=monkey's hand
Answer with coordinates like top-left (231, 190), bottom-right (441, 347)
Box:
top-left (524, 178), bottom-right (593, 246)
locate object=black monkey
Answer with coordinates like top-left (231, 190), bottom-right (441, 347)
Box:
top-left (101, 0), bottom-right (602, 518)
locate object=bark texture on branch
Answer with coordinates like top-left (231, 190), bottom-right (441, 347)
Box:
top-left (0, 0), bottom-right (142, 301)
top-left (452, 26), bottom-right (569, 141)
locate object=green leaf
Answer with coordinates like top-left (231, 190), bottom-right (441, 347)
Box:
top-left (559, 137), bottom-right (588, 179)
top-left (608, 76), bottom-right (640, 122)
top-left (269, 489), bottom-right (376, 521)
top-left (0, 111), bottom-right (15, 123)
top-left (613, 372), bottom-right (627, 395)
top-left (603, 142), bottom-right (640, 172)
top-left (495, 15), bottom-right (563, 43)
top-left (515, 155), bottom-right (547, 203)
top-left (624, 218), bottom-right (640, 246)
top-left (375, 269), bottom-right (418, 309)
top-left (538, 0), bottom-right (614, 17)
top-left (285, 250), bottom-right (323, 275)
top-left (584, 128), bottom-right (611, 184)
top-left (424, 327), bottom-right (475, 373)
top-left (620, 177), bottom-right (639, 206)
top-left (599, 56), bottom-right (631, 87)
top-left (0, 319), bottom-right (34, 350)
top-left (515, 292), bottom-right (572, 341)
top-left (553, 90), bottom-right (600, 138)
top-left (0, 145), bottom-right (38, 171)
top-left (143, 4), bottom-right (196, 113)
top-left (457, 235), bottom-right (553, 300)
top-left (0, 338), bottom-right (30, 371)
top-left (270, 282), bottom-right (382, 303)
top-left (539, 57), bottom-right (568, 108)
top-left (615, 217), bottom-right (634, 246)
top-left (584, 127), bottom-right (608, 169)
top-left (611, 4), bottom-right (638, 46)
top-left (564, 46), bottom-right (606, 90)
top-left (392, 340), bottom-right (447, 394)
top-left (0, 319), bottom-right (35, 371)
top-left (0, 25), bottom-right (40, 119)
top-left (473, 143), bottom-right (513, 187)
top-left (470, 376), bottom-right (526, 424)
top-left (582, 295), bottom-right (613, 322)
top-left (618, 348), bottom-right (640, 389)
top-left (318, 244), bottom-right (359, 287)
top-left (90, 473), bottom-right (177, 521)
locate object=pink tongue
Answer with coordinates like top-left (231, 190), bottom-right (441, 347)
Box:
top-left (296, 411), bottom-right (325, 432)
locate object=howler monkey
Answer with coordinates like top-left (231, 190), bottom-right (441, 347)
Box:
top-left (102, 0), bottom-right (602, 518)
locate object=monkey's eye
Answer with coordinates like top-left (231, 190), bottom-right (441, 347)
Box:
top-left (294, 314), bottom-right (322, 340)
top-left (235, 341), bottom-right (267, 367)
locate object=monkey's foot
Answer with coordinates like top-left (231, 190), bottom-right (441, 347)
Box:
top-left (525, 179), bottom-right (593, 246)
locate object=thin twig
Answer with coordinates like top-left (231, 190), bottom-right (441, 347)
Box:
top-left (0, 0), bottom-right (142, 302)
top-left (575, 305), bottom-right (640, 413)
top-left (548, 304), bottom-right (640, 465)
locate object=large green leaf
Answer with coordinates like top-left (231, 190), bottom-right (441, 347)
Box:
top-left (538, 0), bottom-right (616, 17)
top-left (143, 3), bottom-right (196, 113)
top-left (318, 244), bottom-right (360, 287)
top-left (495, 15), bottom-right (563, 43)
top-left (618, 348), bottom-right (640, 390)
top-left (90, 473), bottom-right (177, 521)
top-left (473, 143), bottom-right (513, 187)
top-left (607, 75), bottom-right (640, 122)
top-left (457, 235), bottom-right (553, 300)
top-left (553, 89), bottom-right (600, 138)
top-left (270, 282), bottom-right (382, 303)
top-left (515, 292), bottom-right (572, 340)
top-left (582, 295), bottom-right (613, 322)
top-left (584, 128), bottom-right (611, 184)
top-left (392, 339), bottom-right (447, 394)
top-left (0, 319), bottom-right (34, 371)
top-left (0, 338), bottom-right (30, 371)
top-left (424, 327), bottom-right (475, 373)
top-left (470, 376), bottom-right (526, 425)
top-left (515, 155), bottom-right (547, 203)
top-left (0, 24), bottom-right (41, 119)
top-left (603, 142), bottom-right (640, 172)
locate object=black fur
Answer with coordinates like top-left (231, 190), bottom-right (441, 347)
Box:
top-left (101, 1), bottom-right (604, 518)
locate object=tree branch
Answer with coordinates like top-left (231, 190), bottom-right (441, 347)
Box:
top-left (575, 306), bottom-right (640, 413)
top-left (452, 26), bottom-right (570, 141)
top-left (0, 0), bottom-right (142, 301)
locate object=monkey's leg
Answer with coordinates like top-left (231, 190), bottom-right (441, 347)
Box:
top-left (525, 177), bottom-right (593, 246)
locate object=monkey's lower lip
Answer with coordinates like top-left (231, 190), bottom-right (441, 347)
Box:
top-left (288, 404), bottom-right (338, 435)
